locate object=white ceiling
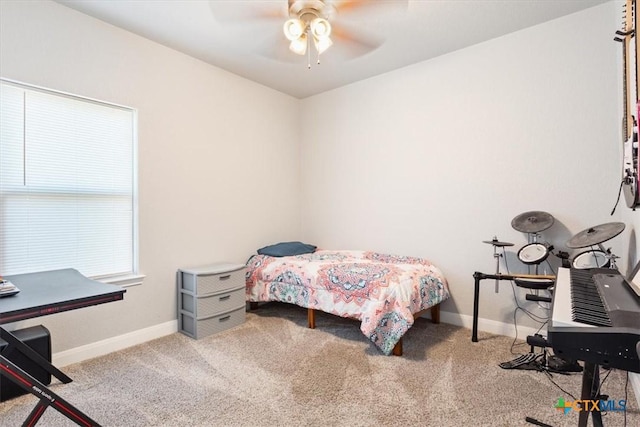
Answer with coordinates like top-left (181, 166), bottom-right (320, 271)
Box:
top-left (54, 0), bottom-right (611, 99)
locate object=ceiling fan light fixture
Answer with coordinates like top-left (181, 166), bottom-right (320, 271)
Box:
top-left (283, 18), bottom-right (305, 41)
top-left (313, 35), bottom-right (332, 54)
top-left (310, 17), bottom-right (331, 39)
top-left (284, 1), bottom-right (336, 64)
top-left (289, 33), bottom-right (308, 55)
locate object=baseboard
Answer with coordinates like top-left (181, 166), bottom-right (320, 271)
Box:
top-left (52, 320), bottom-right (178, 367)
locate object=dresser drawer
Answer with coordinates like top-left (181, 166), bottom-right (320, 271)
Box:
top-left (177, 263), bottom-right (247, 340)
top-left (179, 306), bottom-right (245, 339)
top-left (180, 265), bottom-right (245, 295)
top-left (181, 287), bottom-right (244, 317)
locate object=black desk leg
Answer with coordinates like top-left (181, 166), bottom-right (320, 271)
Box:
top-left (0, 327), bottom-right (72, 384)
top-left (26, 400), bottom-right (48, 426)
top-left (0, 354), bottom-right (100, 426)
top-left (472, 272), bottom-right (482, 342)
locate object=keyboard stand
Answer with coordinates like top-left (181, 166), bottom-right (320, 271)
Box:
top-left (578, 362), bottom-right (603, 427)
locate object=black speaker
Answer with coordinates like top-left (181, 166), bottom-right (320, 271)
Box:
top-left (0, 325), bottom-right (52, 401)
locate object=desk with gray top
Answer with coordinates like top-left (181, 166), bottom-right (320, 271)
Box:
top-left (0, 268), bottom-right (126, 426)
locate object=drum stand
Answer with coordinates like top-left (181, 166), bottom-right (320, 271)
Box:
top-left (598, 244), bottom-right (619, 270)
top-left (527, 232), bottom-right (541, 275)
top-left (492, 243), bottom-right (501, 293)
top-left (483, 237), bottom-right (514, 293)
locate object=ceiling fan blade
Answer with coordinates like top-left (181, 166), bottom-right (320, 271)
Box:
top-left (330, 24), bottom-right (383, 57)
top-left (254, 27), bottom-right (309, 64)
top-left (208, 0), bottom-right (286, 23)
top-left (332, 0), bottom-right (408, 17)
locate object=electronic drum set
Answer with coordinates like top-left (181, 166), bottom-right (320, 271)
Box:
top-left (483, 211), bottom-right (625, 290)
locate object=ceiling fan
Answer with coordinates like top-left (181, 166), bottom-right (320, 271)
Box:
top-left (209, 0), bottom-right (407, 67)
top-left (283, 0), bottom-right (336, 59)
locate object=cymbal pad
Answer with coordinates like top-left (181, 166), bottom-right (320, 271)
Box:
top-left (566, 222), bottom-right (625, 249)
top-left (511, 211), bottom-right (554, 233)
top-left (482, 239), bottom-right (514, 247)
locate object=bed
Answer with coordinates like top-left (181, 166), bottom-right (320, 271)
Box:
top-left (245, 248), bottom-right (450, 356)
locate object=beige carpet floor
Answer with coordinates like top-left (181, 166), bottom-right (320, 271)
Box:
top-left (0, 302), bottom-right (637, 426)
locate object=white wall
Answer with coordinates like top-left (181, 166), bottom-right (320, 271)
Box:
top-left (0, 0), bottom-right (631, 357)
top-left (300, 2), bottom-right (621, 335)
top-left (0, 0), bottom-right (301, 353)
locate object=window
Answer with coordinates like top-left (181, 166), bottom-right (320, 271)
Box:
top-left (0, 79), bottom-right (138, 283)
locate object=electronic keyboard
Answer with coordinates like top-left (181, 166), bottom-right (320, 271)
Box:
top-left (548, 267), bottom-right (640, 373)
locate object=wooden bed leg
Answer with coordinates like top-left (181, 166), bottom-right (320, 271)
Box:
top-left (392, 338), bottom-right (403, 356)
top-left (431, 304), bottom-right (440, 324)
top-left (307, 308), bottom-right (316, 329)
top-left (249, 302), bottom-right (259, 310)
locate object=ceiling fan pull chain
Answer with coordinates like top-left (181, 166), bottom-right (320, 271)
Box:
top-left (317, 49), bottom-right (321, 65)
top-left (307, 34), bottom-right (311, 69)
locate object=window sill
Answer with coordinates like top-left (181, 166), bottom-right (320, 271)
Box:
top-left (99, 274), bottom-right (145, 288)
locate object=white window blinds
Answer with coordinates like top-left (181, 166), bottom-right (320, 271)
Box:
top-left (0, 80), bottom-right (136, 279)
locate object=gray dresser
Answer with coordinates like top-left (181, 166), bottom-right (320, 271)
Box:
top-left (177, 263), bottom-right (246, 339)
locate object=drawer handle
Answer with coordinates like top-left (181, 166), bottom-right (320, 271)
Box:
top-left (219, 275), bottom-right (231, 280)
top-left (219, 315), bottom-right (231, 322)
top-left (219, 295), bottom-right (231, 301)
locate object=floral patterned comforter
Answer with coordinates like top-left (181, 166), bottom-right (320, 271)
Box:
top-left (245, 250), bottom-right (450, 355)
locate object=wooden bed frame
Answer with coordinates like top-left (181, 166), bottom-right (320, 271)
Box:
top-left (249, 301), bottom-right (441, 356)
